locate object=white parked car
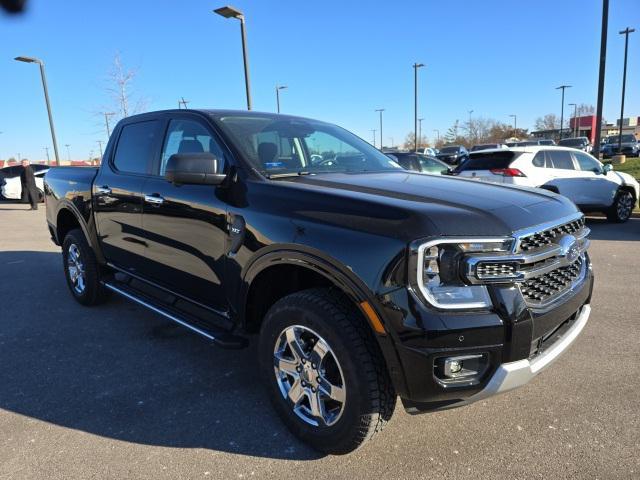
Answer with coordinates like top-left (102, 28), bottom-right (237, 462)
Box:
top-left (453, 146), bottom-right (639, 222)
top-left (0, 165), bottom-right (49, 201)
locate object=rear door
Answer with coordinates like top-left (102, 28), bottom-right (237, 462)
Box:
top-left (93, 119), bottom-right (163, 272)
top-left (544, 149), bottom-right (585, 204)
top-left (139, 114), bottom-right (231, 312)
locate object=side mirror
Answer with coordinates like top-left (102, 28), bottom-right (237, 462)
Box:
top-left (602, 163), bottom-right (613, 174)
top-left (165, 152), bottom-right (226, 185)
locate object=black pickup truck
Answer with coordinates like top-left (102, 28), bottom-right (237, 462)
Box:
top-left (45, 109), bottom-right (593, 454)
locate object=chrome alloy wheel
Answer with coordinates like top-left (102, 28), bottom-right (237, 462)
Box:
top-left (617, 191), bottom-right (634, 220)
top-left (273, 325), bottom-right (346, 427)
top-left (67, 243), bottom-right (86, 294)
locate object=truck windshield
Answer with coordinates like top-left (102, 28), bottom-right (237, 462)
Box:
top-left (211, 113), bottom-right (402, 176)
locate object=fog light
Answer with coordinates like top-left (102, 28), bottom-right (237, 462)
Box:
top-left (448, 360), bottom-right (463, 374)
top-left (436, 354), bottom-right (489, 384)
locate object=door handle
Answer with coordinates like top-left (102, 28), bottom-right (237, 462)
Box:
top-left (96, 185), bottom-right (111, 195)
top-left (144, 194), bottom-right (165, 206)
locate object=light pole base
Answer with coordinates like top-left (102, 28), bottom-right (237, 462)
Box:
top-left (612, 154), bottom-right (626, 164)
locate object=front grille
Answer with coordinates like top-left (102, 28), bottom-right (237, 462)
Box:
top-left (520, 256), bottom-right (584, 304)
top-left (476, 261), bottom-right (518, 279)
top-left (518, 217), bottom-right (586, 252)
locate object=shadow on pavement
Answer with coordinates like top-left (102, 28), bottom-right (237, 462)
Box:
top-left (585, 216), bottom-right (640, 242)
top-left (0, 250), bottom-right (322, 461)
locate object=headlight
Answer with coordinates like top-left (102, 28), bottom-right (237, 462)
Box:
top-left (416, 238), bottom-right (513, 310)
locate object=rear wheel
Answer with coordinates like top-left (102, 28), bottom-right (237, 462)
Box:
top-left (258, 288), bottom-right (395, 454)
top-left (606, 190), bottom-right (635, 223)
top-left (62, 228), bottom-right (110, 305)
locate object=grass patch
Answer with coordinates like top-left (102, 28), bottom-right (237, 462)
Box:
top-left (610, 156), bottom-right (640, 181)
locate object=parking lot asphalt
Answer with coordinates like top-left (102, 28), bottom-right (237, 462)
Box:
top-left (0, 202), bottom-right (639, 480)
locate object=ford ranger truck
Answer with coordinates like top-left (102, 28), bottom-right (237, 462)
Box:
top-left (44, 109), bottom-right (593, 454)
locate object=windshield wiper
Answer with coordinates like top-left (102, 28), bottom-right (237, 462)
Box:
top-left (266, 171), bottom-right (312, 179)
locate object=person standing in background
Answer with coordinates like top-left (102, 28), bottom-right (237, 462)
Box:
top-left (20, 159), bottom-right (39, 210)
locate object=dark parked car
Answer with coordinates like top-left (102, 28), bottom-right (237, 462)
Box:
top-left (558, 137), bottom-right (592, 153)
top-left (601, 134), bottom-right (640, 158)
top-left (388, 152), bottom-right (450, 175)
top-left (436, 145), bottom-right (469, 165)
top-left (45, 109), bottom-right (593, 454)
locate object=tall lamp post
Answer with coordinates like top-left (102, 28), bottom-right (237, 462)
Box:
top-left (568, 103), bottom-right (578, 137)
top-left (433, 129), bottom-right (440, 144)
top-left (593, 0), bottom-right (609, 158)
top-left (275, 85), bottom-right (287, 113)
top-left (418, 118), bottom-right (424, 148)
top-left (14, 56), bottom-right (60, 166)
top-left (371, 129), bottom-right (377, 148)
top-left (556, 84), bottom-right (572, 140)
top-left (375, 108), bottom-right (385, 149)
top-left (467, 109), bottom-right (474, 142)
top-left (617, 27), bottom-right (635, 153)
top-left (509, 114), bottom-right (517, 137)
top-left (65, 144), bottom-right (71, 162)
top-left (214, 5), bottom-right (252, 110)
top-left (413, 63), bottom-right (425, 152)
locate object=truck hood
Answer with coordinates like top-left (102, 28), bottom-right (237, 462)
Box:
top-left (288, 171), bottom-right (579, 237)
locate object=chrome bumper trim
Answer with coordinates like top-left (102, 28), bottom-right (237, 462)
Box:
top-left (463, 304), bottom-right (591, 405)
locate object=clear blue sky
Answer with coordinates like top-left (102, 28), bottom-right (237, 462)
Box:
top-left (1, 0), bottom-right (638, 161)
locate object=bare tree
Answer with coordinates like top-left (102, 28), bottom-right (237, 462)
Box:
top-left (534, 113), bottom-right (561, 131)
top-left (105, 52), bottom-right (147, 120)
top-left (403, 132), bottom-right (429, 150)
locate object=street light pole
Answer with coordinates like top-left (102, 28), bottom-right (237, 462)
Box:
top-left (14, 56), bottom-right (61, 166)
top-left (65, 144), bottom-right (71, 162)
top-left (413, 63), bottom-right (425, 152)
top-left (44, 146), bottom-right (50, 164)
top-left (97, 140), bottom-right (103, 162)
top-left (214, 5), bottom-right (252, 110)
top-left (556, 85), bottom-right (572, 140)
top-left (375, 108), bottom-right (385, 149)
top-left (568, 103), bottom-right (577, 137)
top-left (618, 27), bottom-right (635, 153)
top-left (371, 129), bottom-right (377, 148)
top-left (468, 109), bottom-right (474, 142)
top-left (433, 129), bottom-right (440, 143)
top-left (593, 0), bottom-right (609, 158)
top-left (509, 114), bottom-right (517, 137)
top-left (418, 118), bottom-right (424, 148)
top-left (276, 85), bottom-right (287, 113)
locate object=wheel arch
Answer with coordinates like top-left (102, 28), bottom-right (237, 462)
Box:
top-left (54, 201), bottom-right (105, 264)
top-left (237, 245), bottom-right (409, 396)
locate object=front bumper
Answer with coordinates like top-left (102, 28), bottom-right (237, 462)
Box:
top-left (450, 303), bottom-right (590, 407)
top-left (377, 259), bottom-right (593, 413)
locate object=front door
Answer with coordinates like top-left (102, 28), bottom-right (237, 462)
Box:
top-left (571, 151), bottom-right (617, 207)
top-left (139, 115), bottom-right (230, 312)
top-left (94, 119), bottom-right (163, 273)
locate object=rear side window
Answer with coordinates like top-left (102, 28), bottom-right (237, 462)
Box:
top-left (548, 150), bottom-right (575, 170)
top-left (113, 120), bottom-right (161, 174)
top-left (457, 151), bottom-right (517, 171)
top-left (532, 151), bottom-right (545, 167)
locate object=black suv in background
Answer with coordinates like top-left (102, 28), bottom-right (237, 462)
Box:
top-left (44, 109), bottom-right (593, 454)
top-left (436, 145), bottom-right (469, 165)
top-left (558, 136), bottom-right (592, 153)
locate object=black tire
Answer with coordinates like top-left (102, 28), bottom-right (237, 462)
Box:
top-left (37, 189), bottom-right (44, 203)
top-left (606, 189), bottom-right (635, 223)
top-left (258, 288), bottom-right (395, 455)
top-left (62, 228), bottom-right (110, 305)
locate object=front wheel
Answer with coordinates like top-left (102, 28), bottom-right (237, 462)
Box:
top-left (258, 288), bottom-right (395, 454)
top-left (606, 190), bottom-right (635, 223)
